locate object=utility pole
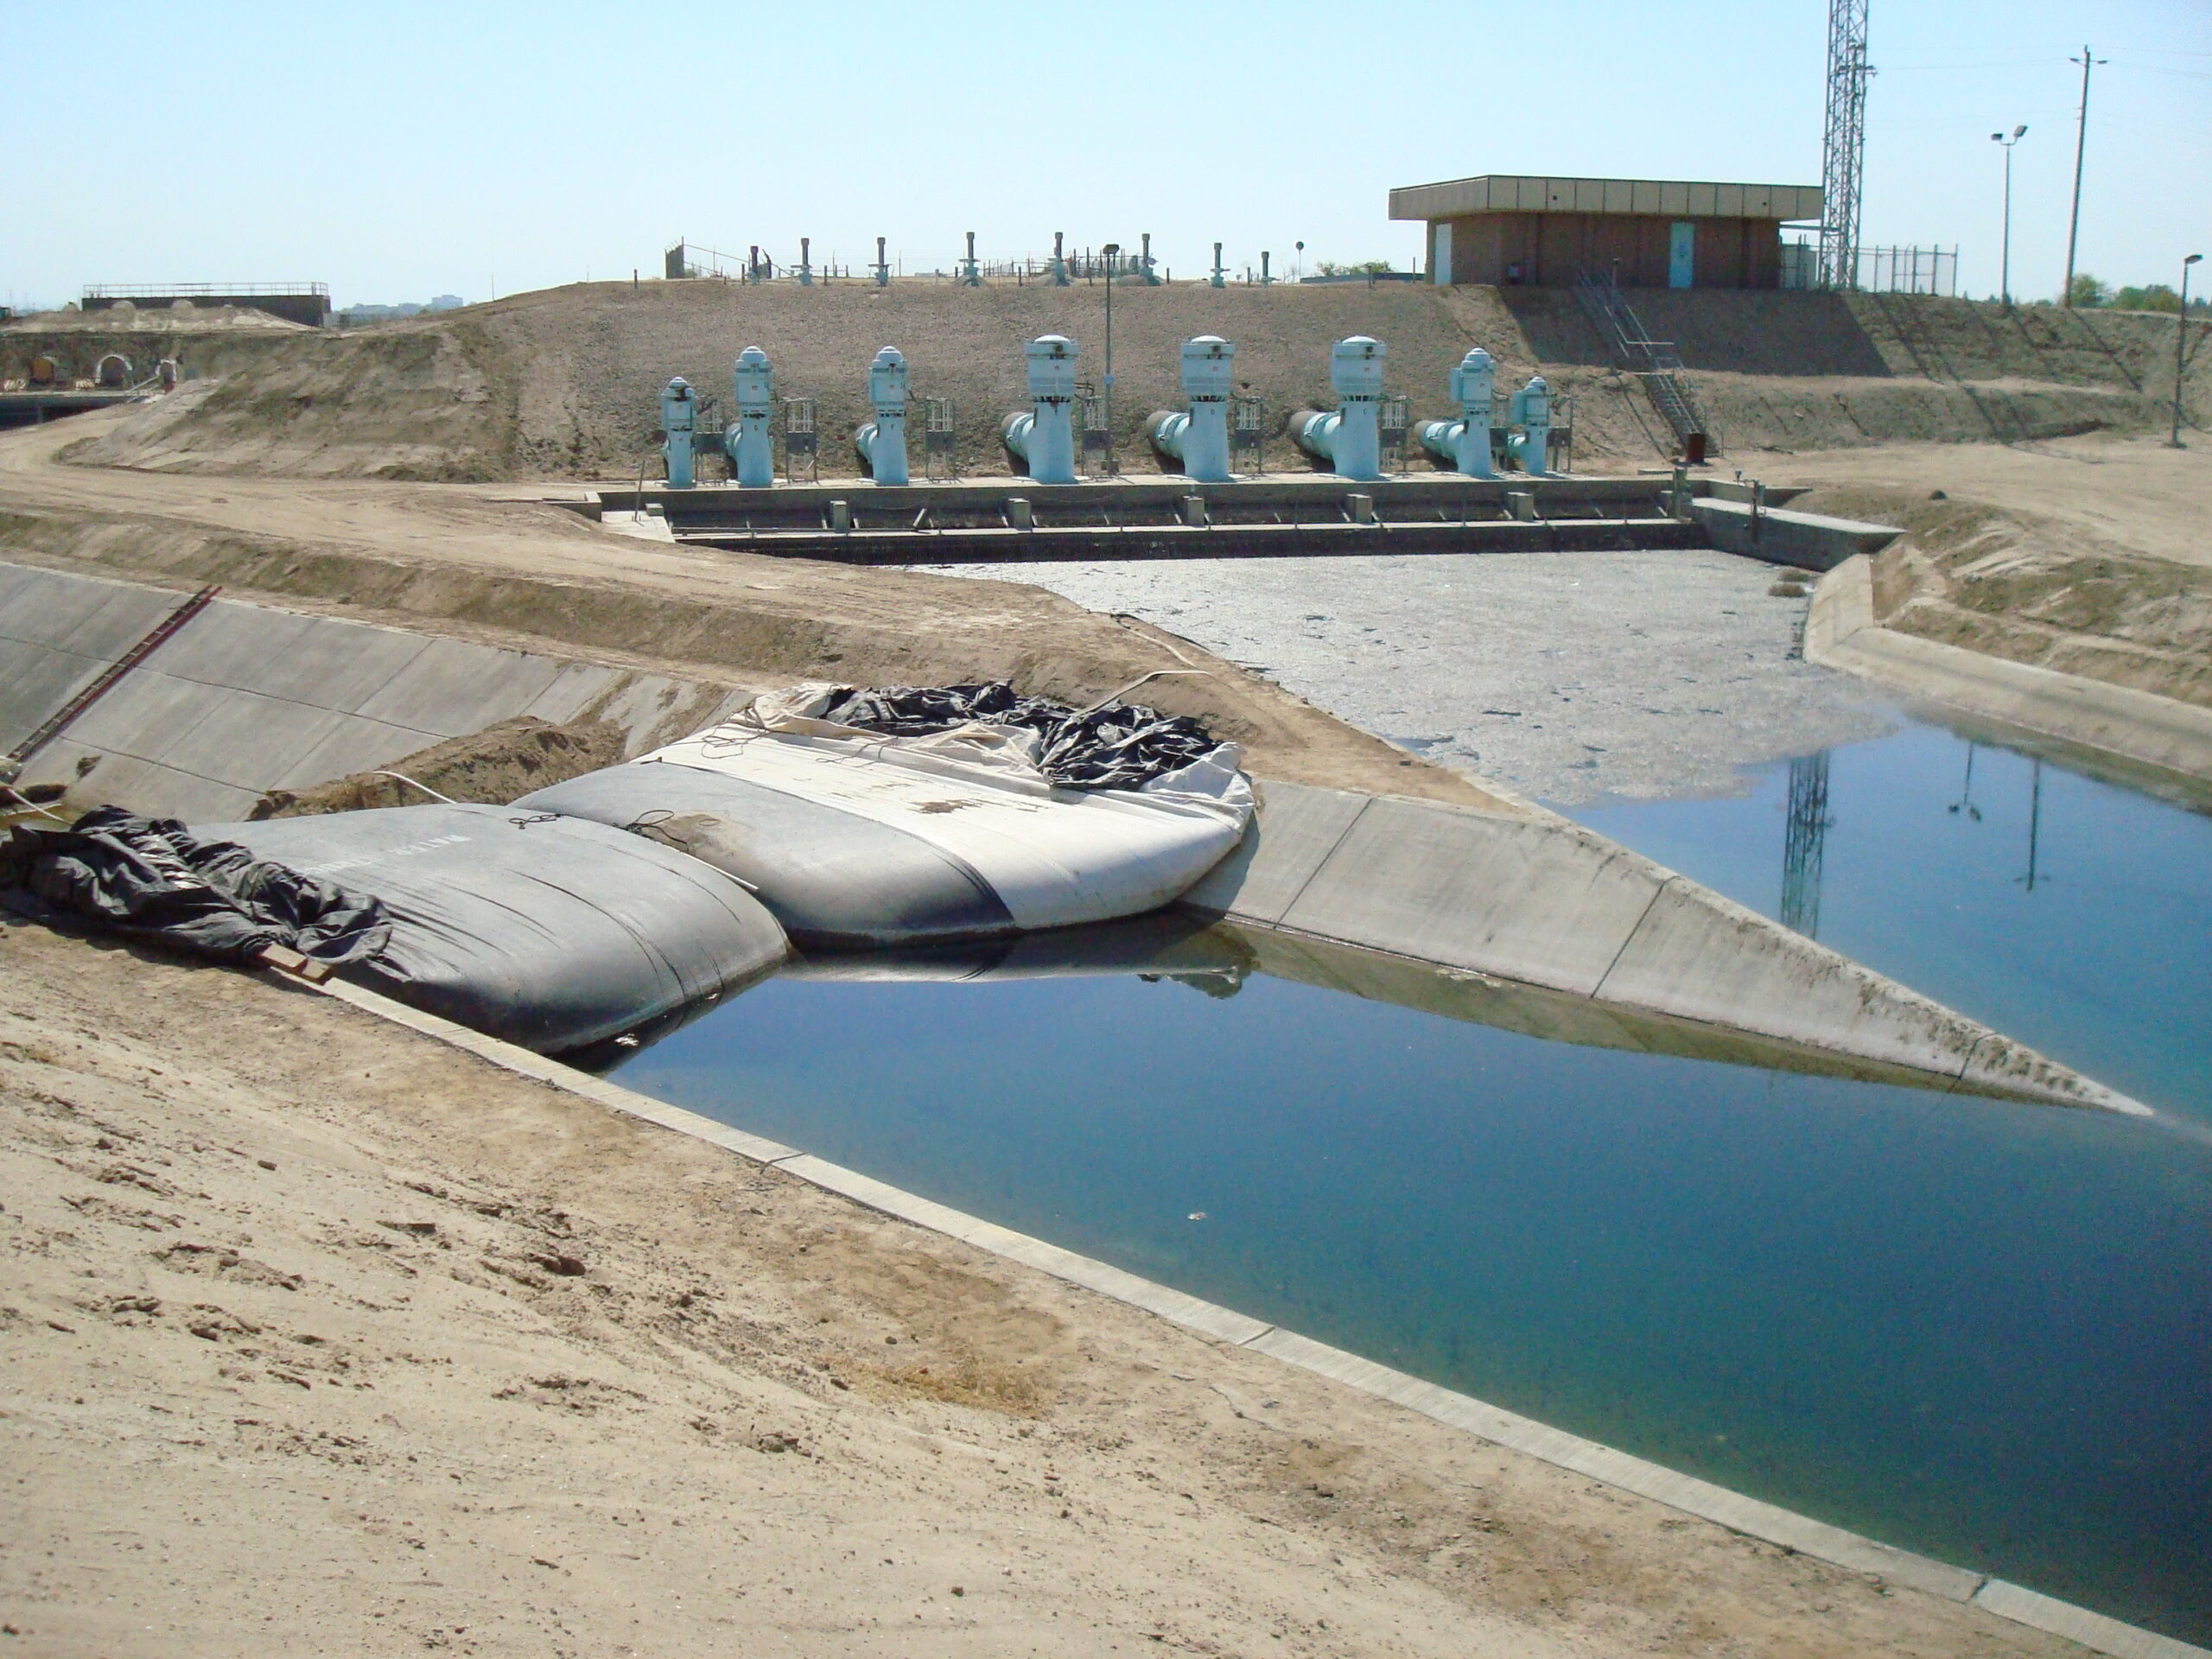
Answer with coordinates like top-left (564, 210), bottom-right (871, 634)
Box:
top-left (2176, 254), bottom-right (2203, 448)
top-left (2063, 46), bottom-right (2105, 306)
top-left (1991, 125), bottom-right (2026, 305)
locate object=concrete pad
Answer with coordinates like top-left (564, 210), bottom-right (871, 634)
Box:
top-left (270, 714), bottom-right (450, 792)
top-left (57, 669), bottom-right (222, 765)
top-left (353, 637), bottom-right (567, 736)
top-left (1971, 1580), bottom-right (2210, 1659)
top-left (0, 644), bottom-right (105, 752)
top-left (1244, 1327), bottom-right (1986, 1603)
top-left (1281, 797), bottom-right (1664, 995)
top-left (155, 691), bottom-right (353, 791)
top-left (140, 601), bottom-right (322, 691)
top-left (1179, 780), bottom-right (1370, 923)
top-left (517, 662), bottom-right (628, 726)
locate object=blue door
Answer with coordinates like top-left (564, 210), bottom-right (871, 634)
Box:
top-left (1669, 221), bottom-right (1696, 289)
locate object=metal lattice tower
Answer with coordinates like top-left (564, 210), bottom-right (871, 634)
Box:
top-left (1780, 753), bottom-right (1833, 938)
top-left (1820, 0), bottom-right (1872, 290)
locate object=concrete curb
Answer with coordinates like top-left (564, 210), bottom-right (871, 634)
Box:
top-left (1807, 556), bottom-right (2212, 786)
top-left (308, 971), bottom-right (2206, 1659)
top-left (1181, 779), bottom-right (2144, 1116)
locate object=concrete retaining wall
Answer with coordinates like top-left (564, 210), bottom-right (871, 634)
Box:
top-left (1690, 497), bottom-right (1901, 569)
top-left (0, 562), bottom-right (741, 819)
top-left (1183, 778), bottom-right (2143, 1114)
top-left (1807, 556), bottom-right (2212, 787)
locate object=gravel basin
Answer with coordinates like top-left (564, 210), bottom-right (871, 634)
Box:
top-left (918, 549), bottom-right (1899, 806)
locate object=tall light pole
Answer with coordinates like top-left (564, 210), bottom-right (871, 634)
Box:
top-left (2175, 254), bottom-right (2203, 449)
top-left (1991, 124), bottom-right (2026, 306)
top-left (2063, 46), bottom-right (2105, 306)
top-left (1100, 242), bottom-right (1119, 477)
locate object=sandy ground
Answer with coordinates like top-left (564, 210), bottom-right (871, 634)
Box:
top-left (914, 550), bottom-right (1897, 806)
top-left (1742, 432), bottom-right (2212, 571)
top-left (0, 920), bottom-right (2078, 1659)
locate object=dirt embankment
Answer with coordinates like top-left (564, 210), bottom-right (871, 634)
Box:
top-left (0, 920), bottom-right (2080, 1658)
top-left (57, 280), bottom-right (2204, 482)
top-left (251, 715), bottom-right (627, 818)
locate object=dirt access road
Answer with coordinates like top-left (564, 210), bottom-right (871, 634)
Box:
top-left (0, 922), bottom-right (2080, 1659)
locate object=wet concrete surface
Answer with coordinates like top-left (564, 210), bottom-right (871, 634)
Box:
top-left (919, 549), bottom-right (1898, 805)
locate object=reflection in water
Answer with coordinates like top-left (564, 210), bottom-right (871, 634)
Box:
top-left (1779, 751), bottom-right (1831, 938)
top-left (2019, 756), bottom-right (2046, 893)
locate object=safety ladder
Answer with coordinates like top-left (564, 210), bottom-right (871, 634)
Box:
top-left (0, 584), bottom-right (220, 784)
top-left (1573, 266), bottom-right (1718, 455)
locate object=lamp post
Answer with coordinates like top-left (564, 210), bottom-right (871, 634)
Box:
top-left (2175, 253), bottom-right (2203, 448)
top-left (1101, 242), bottom-right (1119, 476)
top-left (1990, 124), bottom-right (2026, 306)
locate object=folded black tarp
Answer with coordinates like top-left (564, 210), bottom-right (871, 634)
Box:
top-left (819, 682), bottom-right (1219, 791)
top-left (7, 804), bottom-right (789, 1054)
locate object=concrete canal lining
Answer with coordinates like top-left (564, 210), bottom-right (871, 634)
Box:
top-left (0, 557), bottom-right (2140, 1110)
top-left (307, 969), bottom-right (2209, 1659)
top-left (0, 563), bottom-right (744, 818)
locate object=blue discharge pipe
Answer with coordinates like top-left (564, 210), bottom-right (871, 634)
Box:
top-left (659, 377), bottom-right (698, 489)
top-left (854, 346), bottom-right (911, 486)
top-left (1291, 336), bottom-right (1386, 481)
top-left (1146, 335), bottom-right (1236, 482)
top-left (1415, 347), bottom-right (1497, 477)
top-left (1506, 374), bottom-right (1552, 477)
top-left (726, 346), bottom-right (775, 487)
top-left (1000, 334), bottom-right (1079, 484)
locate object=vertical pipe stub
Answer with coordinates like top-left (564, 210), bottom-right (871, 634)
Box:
top-left (728, 346), bottom-right (776, 487)
top-left (874, 236), bottom-right (890, 287)
top-left (1294, 335), bottom-right (1385, 480)
top-left (1001, 334), bottom-right (1079, 484)
top-left (1418, 346), bottom-right (1497, 477)
top-left (1508, 373), bottom-right (1552, 478)
top-left (1149, 334), bottom-right (1236, 482)
top-left (660, 376), bottom-right (697, 489)
top-left (855, 346), bottom-right (912, 486)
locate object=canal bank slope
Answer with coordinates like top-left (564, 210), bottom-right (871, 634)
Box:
top-left (0, 921), bottom-right (2101, 1659)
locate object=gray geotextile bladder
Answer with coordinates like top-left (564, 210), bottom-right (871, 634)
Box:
top-left (518, 762), bottom-right (1016, 947)
top-left (204, 804), bottom-right (787, 1052)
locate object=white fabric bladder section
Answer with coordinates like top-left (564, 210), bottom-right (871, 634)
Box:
top-left (641, 711), bottom-right (1253, 932)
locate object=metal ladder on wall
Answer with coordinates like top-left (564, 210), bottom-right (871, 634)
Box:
top-left (1, 584), bottom-right (221, 785)
top-left (1573, 266), bottom-right (1718, 455)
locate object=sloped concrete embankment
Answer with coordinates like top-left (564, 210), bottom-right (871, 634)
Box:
top-left (0, 563), bottom-right (741, 820)
top-left (1807, 554), bottom-right (2212, 791)
top-left (1, 559), bottom-right (2135, 1110)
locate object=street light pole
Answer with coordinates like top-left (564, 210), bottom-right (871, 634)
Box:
top-left (2175, 254), bottom-right (2203, 449)
top-left (1991, 125), bottom-right (2026, 306)
top-left (1100, 242), bottom-right (1119, 477)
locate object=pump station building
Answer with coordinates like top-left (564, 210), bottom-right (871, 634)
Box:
top-left (1389, 175), bottom-right (1824, 291)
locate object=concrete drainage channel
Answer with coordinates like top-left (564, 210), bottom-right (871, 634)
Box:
top-left (4, 556), bottom-right (2198, 1658)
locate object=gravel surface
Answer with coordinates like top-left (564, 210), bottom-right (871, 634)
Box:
top-left (918, 550), bottom-right (1898, 806)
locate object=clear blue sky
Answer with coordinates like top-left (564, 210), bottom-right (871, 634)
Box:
top-left (5, 0), bottom-right (2204, 311)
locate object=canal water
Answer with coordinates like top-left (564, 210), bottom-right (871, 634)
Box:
top-left (607, 715), bottom-right (2212, 1643)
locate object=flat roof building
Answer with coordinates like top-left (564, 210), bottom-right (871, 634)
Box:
top-left (1389, 175), bottom-right (1823, 291)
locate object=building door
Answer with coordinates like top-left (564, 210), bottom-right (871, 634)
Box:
top-left (1669, 221), bottom-right (1696, 289)
top-left (1431, 222), bottom-right (1452, 285)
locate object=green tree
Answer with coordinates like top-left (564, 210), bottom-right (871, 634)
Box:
top-left (2067, 273), bottom-right (2112, 307)
top-left (1315, 259), bottom-right (1396, 277)
top-left (2110, 283), bottom-right (2182, 315)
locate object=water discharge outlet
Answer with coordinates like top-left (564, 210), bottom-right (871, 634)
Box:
top-left (1000, 334), bottom-right (1080, 485)
top-left (854, 346), bottom-right (911, 486)
top-left (1146, 335), bottom-right (1236, 482)
top-left (727, 346), bottom-right (776, 487)
top-left (1292, 336), bottom-right (1387, 481)
top-left (659, 377), bottom-right (698, 489)
top-left (1417, 347), bottom-right (1497, 477)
